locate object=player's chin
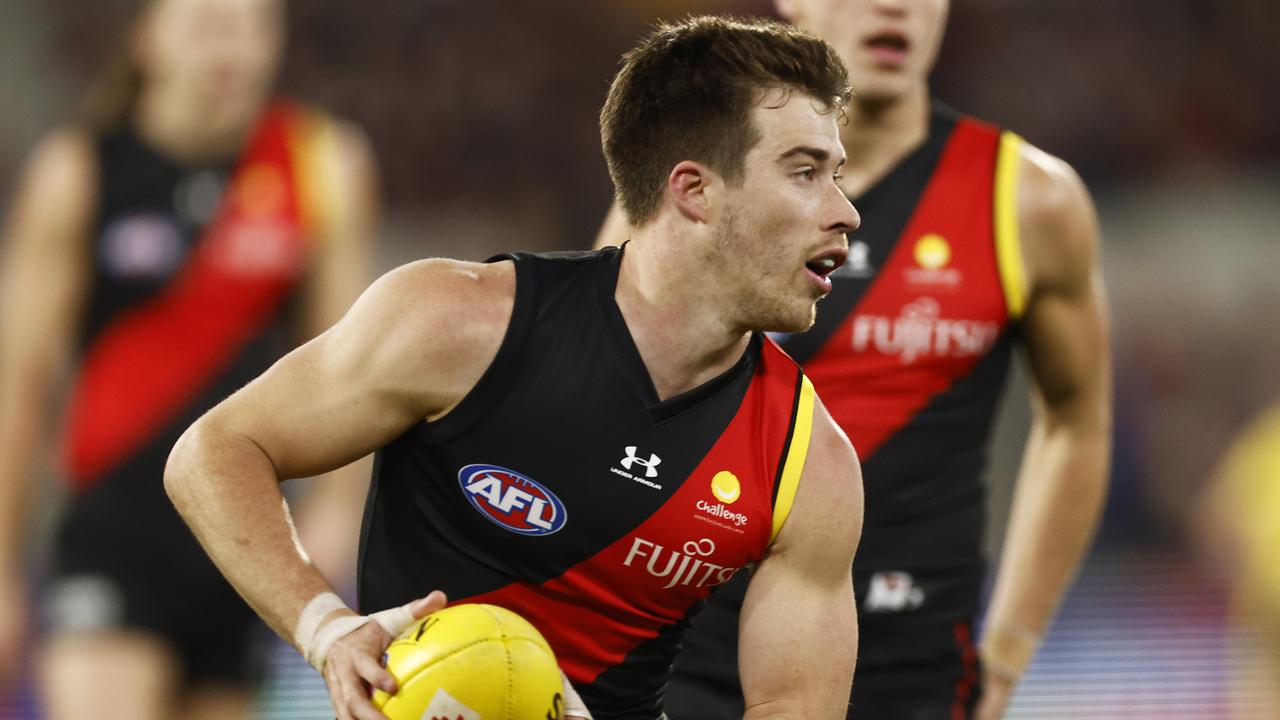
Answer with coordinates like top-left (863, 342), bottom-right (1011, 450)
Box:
top-left (763, 303), bottom-right (817, 335)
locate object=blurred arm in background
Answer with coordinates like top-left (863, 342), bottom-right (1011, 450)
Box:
top-left (977, 143), bottom-right (1113, 719)
top-left (0, 129), bottom-right (96, 687)
top-left (289, 117), bottom-right (380, 593)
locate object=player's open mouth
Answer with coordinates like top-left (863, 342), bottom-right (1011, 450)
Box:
top-left (865, 30), bottom-right (910, 67)
top-left (805, 249), bottom-right (848, 294)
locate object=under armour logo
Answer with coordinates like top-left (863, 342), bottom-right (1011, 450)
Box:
top-left (620, 446), bottom-right (661, 478)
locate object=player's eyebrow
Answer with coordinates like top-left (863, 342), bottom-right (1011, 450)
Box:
top-left (778, 146), bottom-right (846, 167)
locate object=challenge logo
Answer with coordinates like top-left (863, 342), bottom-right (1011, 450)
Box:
top-left (459, 464), bottom-right (566, 536)
top-left (913, 233), bottom-right (951, 269)
top-left (623, 537), bottom-right (741, 590)
top-left (904, 233), bottom-right (962, 289)
top-left (710, 471), bottom-right (741, 504)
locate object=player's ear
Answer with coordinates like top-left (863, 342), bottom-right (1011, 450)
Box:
top-left (774, 0), bottom-right (798, 22)
top-left (667, 160), bottom-right (715, 224)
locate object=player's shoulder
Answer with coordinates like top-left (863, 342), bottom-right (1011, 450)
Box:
top-left (9, 125), bottom-right (99, 241)
top-left (1010, 137), bottom-right (1099, 291)
top-left (276, 100), bottom-right (376, 181)
top-left (771, 392), bottom-right (862, 560)
top-left (366, 257), bottom-right (516, 327)
top-left (335, 258), bottom-right (516, 398)
top-left (21, 125), bottom-right (97, 193)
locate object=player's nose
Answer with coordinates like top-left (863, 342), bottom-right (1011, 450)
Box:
top-left (824, 187), bottom-right (861, 235)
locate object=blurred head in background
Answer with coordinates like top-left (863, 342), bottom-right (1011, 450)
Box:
top-left (81, 0), bottom-right (284, 148)
top-left (775, 0), bottom-right (948, 105)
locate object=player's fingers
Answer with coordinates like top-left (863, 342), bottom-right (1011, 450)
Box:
top-left (409, 589), bottom-right (447, 618)
top-left (336, 669), bottom-right (387, 720)
top-left (353, 651), bottom-right (397, 695)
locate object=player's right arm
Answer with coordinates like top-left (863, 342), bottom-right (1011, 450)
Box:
top-left (164, 258), bottom-right (516, 720)
top-left (739, 397), bottom-right (863, 719)
top-left (0, 129), bottom-right (95, 686)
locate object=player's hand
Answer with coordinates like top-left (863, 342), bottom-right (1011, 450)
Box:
top-left (0, 574), bottom-right (28, 689)
top-left (974, 672), bottom-right (1014, 720)
top-left (320, 591), bottom-right (447, 720)
top-left (561, 669), bottom-right (592, 719)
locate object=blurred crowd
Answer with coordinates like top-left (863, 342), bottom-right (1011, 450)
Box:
top-left (4, 0), bottom-right (1277, 247)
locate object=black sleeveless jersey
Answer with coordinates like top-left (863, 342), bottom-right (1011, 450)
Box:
top-left (62, 103), bottom-right (327, 503)
top-left (781, 106), bottom-right (1025, 640)
top-left (668, 106), bottom-right (1028, 708)
top-left (358, 247), bottom-right (818, 719)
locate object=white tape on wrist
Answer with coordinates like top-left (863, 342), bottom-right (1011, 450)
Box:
top-left (295, 592), bottom-right (365, 672)
top-left (306, 614), bottom-right (369, 671)
top-left (295, 592), bottom-right (429, 673)
top-left (295, 592), bottom-right (347, 651)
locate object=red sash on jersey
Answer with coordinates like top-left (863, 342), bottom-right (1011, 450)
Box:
top-left (465, 342), bottom-right (809, 685)
top-left (63, 103), bottom-right (316, 489)
top-left (804, 119), bottom-right (1010, 458)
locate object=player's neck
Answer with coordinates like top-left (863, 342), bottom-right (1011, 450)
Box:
top-left (613, 238), bottom-right (753, 402)
top-left (134, 86), bottom-right (250, 165)
top-left (837, 84), bottom-right (931, 198)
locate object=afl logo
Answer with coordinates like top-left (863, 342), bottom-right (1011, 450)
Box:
top-left (458, 464), bottom-right (567, 536)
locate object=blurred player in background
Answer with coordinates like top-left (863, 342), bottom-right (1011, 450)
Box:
top-left (1199, 404), bottom-right (1280, 718)
top-left (598, 1), bottom-right (1112, 718)
top-left (0, 0), bottom-right (377, 718)
top-left (165, 16), bottom-right (864, 720)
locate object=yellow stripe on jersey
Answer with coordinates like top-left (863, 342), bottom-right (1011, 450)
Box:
top-left (287, 108), bottom-right (340, 242)
top-left (771, 375), bottom-right (816, 544)
top-left (994, 131), bottom-right (1028, 321)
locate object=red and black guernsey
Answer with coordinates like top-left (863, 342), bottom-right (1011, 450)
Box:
top-left (358, 247), bottom-right (817, 719)
top-left (781, 106), bottom-right (1027, 653)
top-left (61, 101), bottom-right (329, 514)
top-left (668, 105), bottom-right (1029, 714)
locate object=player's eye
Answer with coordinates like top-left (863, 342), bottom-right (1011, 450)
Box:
top-left (795, 168), bottom-right (816, 181)
top-left (833, 172), bottom-right (844, 181)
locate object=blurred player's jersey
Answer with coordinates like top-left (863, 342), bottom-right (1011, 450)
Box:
top-left (781, 105), bottom-right (1025, 648)
top-left (669, 105), bottom-right (1025, 717)
top-left (50, 101), bottom-right (334, 684)
top-left (359, 247), bottom-right (816, 719)
top-left (63, 102), bottom-right (326, 494)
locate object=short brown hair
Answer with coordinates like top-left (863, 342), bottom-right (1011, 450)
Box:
top-left (600, 15), bottom-right (852, 226)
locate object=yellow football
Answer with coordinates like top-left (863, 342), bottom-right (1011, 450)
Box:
top-left (372, 603), bottom-right (565, 720)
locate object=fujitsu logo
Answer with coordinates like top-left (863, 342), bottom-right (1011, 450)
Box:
top-left (851, 297), bottom-right (999, 364)
top-left (622, 537), bottom-right (740, 590)
top-left (619, 446), bottom-right (661, 478)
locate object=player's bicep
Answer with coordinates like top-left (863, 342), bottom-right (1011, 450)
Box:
top-left (0, 130), bottom-right (95, 374)
top-left (739, 404), bottom-right (862, 716)
top-left (1018, 150), bottom-right (1111, 418)
top-left (201, 260), bottom-right (510, 479)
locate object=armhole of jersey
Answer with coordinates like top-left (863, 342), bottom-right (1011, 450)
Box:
top-left (994, 131), bottom-right (1028, 321)
top-left (770, 373), bottom-right (816, 545)
top-left (419, 255), bottom-right (538, 443)
top-left (287, 108), bottom-right (340, 245)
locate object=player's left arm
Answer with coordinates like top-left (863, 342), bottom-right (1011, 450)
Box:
top-left (977, 144), bottom-right (1113, 718)
top-left (740, 398), bottom-right (863, 719)
top-left (292, 117), bottom-right (380, 589)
